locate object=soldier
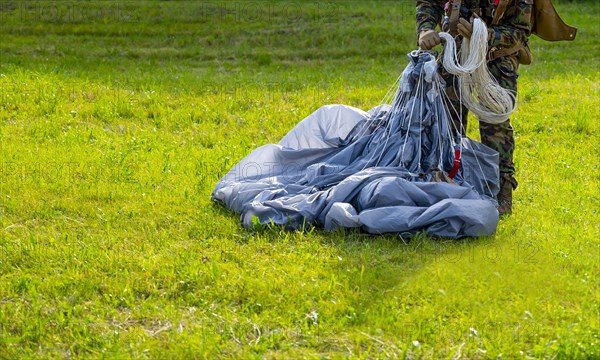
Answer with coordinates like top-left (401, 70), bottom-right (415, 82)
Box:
top-left (416, 0), bottom-right (534, 215)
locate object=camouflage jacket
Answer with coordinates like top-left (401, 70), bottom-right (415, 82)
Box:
top-left (416, 0), bottom-right (533, 49)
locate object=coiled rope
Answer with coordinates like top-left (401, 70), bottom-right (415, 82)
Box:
top-left (439, 18), bottom-right (516, 124)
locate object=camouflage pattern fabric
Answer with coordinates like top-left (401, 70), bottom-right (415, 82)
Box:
top-left (416, 0), bottom-right (533, 189)
top-left (416, 0), bottom-right (534, 47)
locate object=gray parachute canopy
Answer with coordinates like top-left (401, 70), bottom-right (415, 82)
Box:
top-left (212, 52), bottom-right (501, 238)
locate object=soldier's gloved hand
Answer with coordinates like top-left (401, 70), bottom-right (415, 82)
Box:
top-left (457, 18), bottom-right (473, 38)
top-left (418, 30), bottom-right (441, 50)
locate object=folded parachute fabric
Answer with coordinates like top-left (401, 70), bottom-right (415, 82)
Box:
top-left (212, 51), bottom-right (501, 238)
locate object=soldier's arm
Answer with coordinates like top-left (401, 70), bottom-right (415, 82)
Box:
top-left (488, 0), bottom-right (533, 48)
top-left (416, 0), bottom-right (445, 34)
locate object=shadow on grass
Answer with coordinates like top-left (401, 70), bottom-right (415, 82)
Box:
top-left (221, 206), bottom-right (499, 293)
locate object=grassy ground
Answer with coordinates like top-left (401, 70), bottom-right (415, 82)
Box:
top-left (0, 1), bottom-right (598, 358)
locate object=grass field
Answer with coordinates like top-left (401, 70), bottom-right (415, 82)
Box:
top-left (0, 0), bottom-right (599, 358)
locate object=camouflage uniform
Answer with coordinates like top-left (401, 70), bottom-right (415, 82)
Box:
top-left (416, 0), bottom-right (534, 189)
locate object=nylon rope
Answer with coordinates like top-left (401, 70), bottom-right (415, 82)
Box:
top-left (439, 18), bottom-right (516, 124)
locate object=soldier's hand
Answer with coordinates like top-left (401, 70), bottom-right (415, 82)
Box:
top-left (457, 18), bottom-right (473, 39)
top-left (418, 30), bottom-right (441, 50)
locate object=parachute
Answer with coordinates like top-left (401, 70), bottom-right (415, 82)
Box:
top-left (212, 20), bottom-right (510, 238)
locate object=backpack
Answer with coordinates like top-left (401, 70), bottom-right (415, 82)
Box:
top-left (531, 0), bottom-right (577, 41)
top-left (511, 0), bottom-right (577, 64)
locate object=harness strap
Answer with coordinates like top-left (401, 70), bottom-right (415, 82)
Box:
top-left (492, 0), bottom-right (511, 25)
top-left (488, 42), bottom-right (525, 61)
top-left (448, 148), bottom-right (461, 179)
top-left (449, 0), bottom-right (462, 36)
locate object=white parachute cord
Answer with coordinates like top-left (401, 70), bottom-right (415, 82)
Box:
top-left (400, 64), bottom-right (424, 170)
top-left (349, 66), bottom-right (403, 145)
top-left (439, 33), bottom-right (484, 74)
top-left (357, 74), bottom-right (404, 171)
top-left (439, 81), bottom-right (462, 146)
top-left (433, 77), bottom-right (450, 169)
top-left (353, 73), bottom-right (402, 141)
top-left (439, 18), bottom-right (516, 124)
top-left (417, 63), bottom-right (426, 172)
top-left (456, 68), bottom-right (465, 164)
top-left (434, 82), bottom-right (444, 169)
top-left (372, 83), bottom-right (406, 168)
top-left (439, 22), bottom-right (499, 195)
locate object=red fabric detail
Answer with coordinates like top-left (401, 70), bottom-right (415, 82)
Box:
top-left (448, 149), bottom-right (461, 179)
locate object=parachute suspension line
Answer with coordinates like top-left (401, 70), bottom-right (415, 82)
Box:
top-left (378, 74), bottom-right (402, 115)
top-left (455, 66), bottom-right (465, 178)
top-left (357, 73), bottom-right (404, 171)
top-left (438, 79), bottom-right (462, 148)
top-left (417, 61), bottom-right (426, 173)
top-left (352, 70), bottom-right (403, 145)
top-left (373, 77), bottom-right (405, 166)
top-left (437, 102), bottom-right (445, 169)
top-left (433, 78), bottom-right (449, 169)
top-left (357, 82), bottom-right (397, 140)
top-left (400, 63), bottom-right (424, 170)
top-left (439, 18), bottom-right (516, 124)
top-left (373, 79), bottom-right (408, 168)
top-left (433, 73), bottom-right (464, 179)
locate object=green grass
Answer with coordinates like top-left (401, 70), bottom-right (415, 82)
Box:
top-left (0, 0), bottom-right (598, 358)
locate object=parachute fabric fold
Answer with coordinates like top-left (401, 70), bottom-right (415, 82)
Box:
top-left (212, 52), bottom-right (500, 238)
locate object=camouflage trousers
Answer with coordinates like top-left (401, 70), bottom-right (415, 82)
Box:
top-left (440, 54), bottom-right (519, 189)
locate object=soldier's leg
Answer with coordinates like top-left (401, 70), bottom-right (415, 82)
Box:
top-left (482, 56), bottom-right (519, 212)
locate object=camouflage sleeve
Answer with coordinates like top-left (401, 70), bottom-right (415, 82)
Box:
top-left (416, 0), bottom-right (445, 34)
top-left (489, 0), bottom-right (533, 48)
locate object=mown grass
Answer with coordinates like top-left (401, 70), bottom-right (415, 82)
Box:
top-left (0, 1), bottom-right (598, 358)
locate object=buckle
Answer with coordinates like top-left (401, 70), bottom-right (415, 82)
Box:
top-left (487, 47), bottom-right (499, 62)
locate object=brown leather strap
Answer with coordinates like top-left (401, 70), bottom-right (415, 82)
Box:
top-left (488, 42), bottom-right (524, 61)
top-left (533, 0), bottom-right (577, 41)
top-left (449, 0), bottom-right (462, 36)
top-left (492, 0), bottom-right (510, 25)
